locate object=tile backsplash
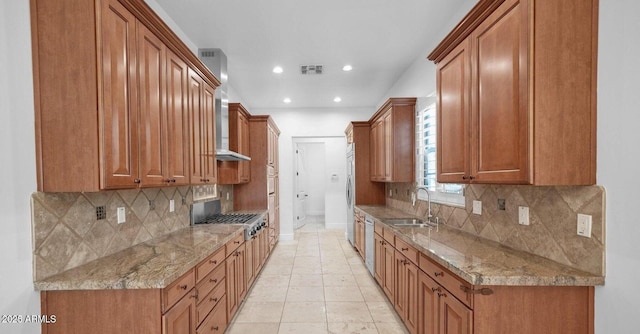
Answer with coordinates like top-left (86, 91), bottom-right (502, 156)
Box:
top-left (31, 186), bottom-right (202, 281)
top-left (386, 183), bottom-right (605, 276)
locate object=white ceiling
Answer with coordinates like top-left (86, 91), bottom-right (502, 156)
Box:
top-left (153, 0), bottom-right (473, 110)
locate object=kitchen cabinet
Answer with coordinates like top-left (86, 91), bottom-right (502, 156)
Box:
top-left (429, 0), bottom-right (598, 185)
top-left (235, 115), bottom-right (280, 250)
top-left (418, 270), bottom-right (471, 334)
top-left (31, 0), bottom-right (220, 192)
top-left (382, 229), bottom-right (395, 301)
top-left (188, 70), bottom-right (217, 185)
top-left (354, 209), bottom-right (365, 259)
top-left (394, 240), bottom-right (419, 334)
top-left (218, 103), bottom-right (251, 184)
top-left (374, 228), bottom-right (385, 285)
top-left (225, 235), bottom-right (246, 321)
top-left (369, 98), bottom-right (416, 182)
top-left (162, 289), bottom-right (197, 334)
top-left (345, 122), bottom-right (385, 205)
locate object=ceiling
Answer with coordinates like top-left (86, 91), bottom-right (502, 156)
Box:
top-left (153, 0), bottom-right (474, 110)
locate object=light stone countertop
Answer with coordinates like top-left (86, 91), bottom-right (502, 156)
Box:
top-left (34, 224), bottom-right (244, 291)
top-left (357, 205), bottom-right (605, 286)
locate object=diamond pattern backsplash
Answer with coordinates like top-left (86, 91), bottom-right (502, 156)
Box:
top-left (31, 186), bottom-right (196, 281)
top-left (386, 183), bottom-right (605, 276)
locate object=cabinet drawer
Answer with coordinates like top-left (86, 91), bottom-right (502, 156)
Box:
top-left (196, 294), bottom-right (227, 334)
top-left (196, 264), bottom-right (225, 305)
top-left (196, 247), bottom-right (226, 282)
top-left (226, 233), bottom-right (244, 257)
top-left (374, 221), bottom-right (384, 235)
top-left (419, 253), bottom-right (473, 308)
top-left (162, 269), bottom-right (196, 313)
top-left (196, 278), bottom-right (226, 325)
top-left (383, 227), bottom-right (395, 246)
top-left (395, 238), bottom-right (418, 265)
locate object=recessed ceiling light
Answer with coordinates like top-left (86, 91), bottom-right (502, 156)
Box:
top-left (342, 65), bottom-right (353, 71)
top-left (283, 97), bottom-right (291, 104)
top-left (273, 66), bottom-right (283, 74)
top-left (333, 97), bottom-right (342, 103)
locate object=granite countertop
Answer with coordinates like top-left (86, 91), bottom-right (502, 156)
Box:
top-left (357, 205), bottom-right (605, 286)
top-left (34, 224), bottom-right (244, 291)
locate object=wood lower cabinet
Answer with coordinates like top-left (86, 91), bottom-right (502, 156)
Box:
top-left (395, 250), bottom-right (419, 334)
top-left (430, 0), bottom-right (598, 185)
top-left (354, 209), bottom-right (365, 259)
top-left (418, 270), bottom-right (472, 334)
top-left (374, 231), bottom-right (385, 285)
top-left (31, 0), bottom-right (220, 192)
top-left (163, 291), bottom-right (197, 334)
top-left (369, 98), bottom-right (416, 182)
top-left (225, 236), bottom-right (247, 321)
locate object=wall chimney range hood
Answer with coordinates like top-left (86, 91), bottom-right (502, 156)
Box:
top-left (198, 48), bottom-right (251, 162)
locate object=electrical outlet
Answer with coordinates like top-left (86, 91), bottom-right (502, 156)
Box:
top-left (577, 214), bottom-right (592, 238)
top-left (117, 207), bottom-right (126, 224)
top-left (472, 201), bottom-right (482, 215)
top-left (169, 200), bottom-right (175, 213)
top-left (518, 206), bottom-right (529, 225)
top-left (498, 199), bottom-right (506, 210)
top-left (226, 192), bottom-right (230, 200)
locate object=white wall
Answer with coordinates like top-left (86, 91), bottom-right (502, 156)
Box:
top-left (253, 108), bottom-right (372, 239)
top-left (595, 0), bottom-right (640, 332)
top-left (0, 1), bottom-right (40, 333)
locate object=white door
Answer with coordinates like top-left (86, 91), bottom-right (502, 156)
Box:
top-left (294, 144), bottom-right (308, 229)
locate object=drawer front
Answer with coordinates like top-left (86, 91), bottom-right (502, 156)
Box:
top-left (162, 269), bottom-right (196, 313)
top-left (419, 253), bottom-right (473, 308)
top-left (196, 294), bottom-right (227, 334)
top-left (196, 264), bottom-right (225, 305)
top-left (374, 221), bottom-right (384, 235)
top-left (267, 165), bottom-right (275, 176)
top-left (395, 238), bottom-right (418, 265)
top-left (226, 233), bottom-right (244, 257)
top-left (196, 247), bottom-right (226, 283)
top-left (267, 176), bottom-right (275, 194)
top-left (196, 278), bottom-right (226, 325)
top-left (383, 227), bottom-right (395, 246)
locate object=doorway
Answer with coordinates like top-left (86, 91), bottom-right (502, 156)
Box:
top-left (293, 142), bottom-right (326, 229)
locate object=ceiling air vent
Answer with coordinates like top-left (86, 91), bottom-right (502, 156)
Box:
top-left (300, 64), bottom-right (323, 75)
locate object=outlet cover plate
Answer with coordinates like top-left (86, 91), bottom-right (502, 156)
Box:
top-left (577, 214), bottom-right (592, 237)
top-left (518, 206), bottom-right (529, 225)
top-left (472, 201), bottom-right (482, 215)
top-left (117, 207), bottom-right (126, 224)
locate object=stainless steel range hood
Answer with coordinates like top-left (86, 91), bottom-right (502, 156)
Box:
top-left (198, 48), bottom-right (251, 161)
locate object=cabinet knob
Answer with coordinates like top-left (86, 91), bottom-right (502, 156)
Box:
top-left (434, 272), bottom-right (444, 277)
top-left (171, 179), bottom-right (176, 183)
top-left (212, 326), bottom-right (219, 331)
top-left (210, 297), bottom-right (218, 302)
top-left (179, 284), bottom-right (188, 290)
top-left (401, 247), bottom-right (408, 251)
top-left (210, 259), bottom-right (217, 264)
top-left (210, 278), bottom-right (218, 283)
top-left (469, 175), bottom-right (475, 180)
top-left (134, 178), bottom-right (141, 184)
top-left (235, 240), bottom-right (241, 244)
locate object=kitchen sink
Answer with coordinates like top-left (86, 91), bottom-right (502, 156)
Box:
top-left (383, 218), bottom-right (436, 229)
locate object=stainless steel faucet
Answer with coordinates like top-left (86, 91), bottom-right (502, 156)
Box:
top-left (416, 186), bottom-right (439, 230)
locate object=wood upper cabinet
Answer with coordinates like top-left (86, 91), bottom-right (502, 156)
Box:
top-left (31, 0), bottom-right (221, 192)
top-left (430, 0), bottom-right (598, 185)
top-left (188, 69), bottom-right (217, 185)
top-left (369, 98), bottom-right (416, 182)
top-left (344, 122), bottom-right (385, 205)
top-left (218, 103), bottom-right (251, 184)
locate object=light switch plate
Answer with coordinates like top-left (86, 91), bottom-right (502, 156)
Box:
top-left (577, 214), bottom-right (592, 237)
top-left (518, 206), bottom-right (529, 225)
top-left (169, 200), bottom-right (175, 213)
top-left (472, 200), bottom-right (482, 215)
top-left (117, 207), bottom-right (126, 224)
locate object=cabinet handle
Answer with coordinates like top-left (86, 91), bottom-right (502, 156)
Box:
top-left (171, 179), bottom-right (176, 183)
top-left (431, 287), bottom-right (440, 292)
top-left (165, 179), bottom-right (172, 183)
top-left (235, 240), bottom-right (241, 244)
top-left (460, 285), bottom-right (494, 295)
top-left (462, 175), bottom-right (468, 180)
top-left (437, 292), bottom-right (447, 298)
top-left (210, 297), bottom-right (218, 302)
top-left (212, 326), bottom-right (219, 331)
top-left (401, 247), bottom-right (408, 251)
top-left (179, 284), bottom-right (188, 290)
top-left (190, 292), bottom-right (198, 299)
top-left (134, 178), bottom-right (141, 184)
top-left (434, 272), bottom-right (444, 277)
top-left (210, 278), bottom-right (218, 283)
top-left (469, 175), bottom-right (475, 180)
top-left (210, 259), bottom-right (217, 264)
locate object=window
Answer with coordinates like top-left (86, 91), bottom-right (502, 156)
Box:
top-left (415, 96), bottom-right (465, 207)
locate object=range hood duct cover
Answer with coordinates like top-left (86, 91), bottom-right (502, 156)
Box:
top-left (198, 48), bottom-right (250, 161)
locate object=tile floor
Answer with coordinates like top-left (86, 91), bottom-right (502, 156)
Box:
top-left (226, 217), bottom-right (409, 334)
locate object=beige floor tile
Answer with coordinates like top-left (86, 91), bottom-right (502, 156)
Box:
top-left (294, 256), bottom-right (322, 266)
top-left (234, 301), bottom-right (284, 323)
top-left (296, 248), bottom-right (321, 257)
top-left (327, 322), bottom-right (379, 334)
top-left (267, 256), bottom-right (296, 266)
top-left (281, 302), bottom-right (327, 323)
top-left (245, 285), bottom-right (288, 302)
top-left (323, 274), bottom-right (358, 286)
top-left (260, 263), bottom-right (294, 276)
top-left (286, 286), bottom-right (325, 302)
top-left (350, 265), bottom-right (373, 276)
top-left (289, 274), bottom-right (324, 287)
top-left (366, 301), bottom-right (401, 323)
top-left (254, 274), bottom-right (291, 288)
top-left (326, 301), bottom-right (373, 323)
top-left (279, 322), bottom-right (328, 334)
top-left (227, 322), bottom-right (280, 334)
top-left (324, 286), bottom-right (364, 302)
top-left (375, 322), bottom-right (409, 334)
top-left (353, 274), bottom-right (378, 288)
top-left (322, 264), bottom-right (353, 274)
top-left (358, 286), bottom-right (387, 302)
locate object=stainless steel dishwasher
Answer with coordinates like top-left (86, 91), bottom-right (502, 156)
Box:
top-left (364, 215), bottom-right (375, 276)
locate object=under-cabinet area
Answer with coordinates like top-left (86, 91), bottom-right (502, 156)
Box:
top-left (356, 205), bottom-right (602, 334)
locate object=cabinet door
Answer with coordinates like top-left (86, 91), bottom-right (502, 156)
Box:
top-left (137, 23), bottom-right (166, 186)
top-left (236, 243), bottom-right (247, 303)
top-left (246, 236), bottom-right (255, 287)
top-left (162, 292), bottom-right (196, 334)
top-left (383, 111), bottom-right (392, 181)
top-left (203, 83), bottom-right (217, 183)
top-left (238, 112), bottom-right (250, 182)
top-left (470, 0), bottom-right (529, 183)
top-left (418, 271), bottom-right (439, 334)
top-left (369, 121), bottom-right (379, 180)
top-left (382, 242), bottom-right (395, 301)
top-left (100, 0), bottom-right (139, 189)
top-left (188, 69), bottom-right (205, 184)
top-left (166, 49), bottom-right (190, 185)
top-left (405, 260), bottom-right (419, 334)
top-left (374, 233), bottom-right (385, 285)
top-left (439, 290), bottom-right (472, 334)
top-left (394, 252), bottom-right (408, 320)
top-left (437, 39), bottom-right (470, 184)
top-left (225, 252), bottom-right (238, 319)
